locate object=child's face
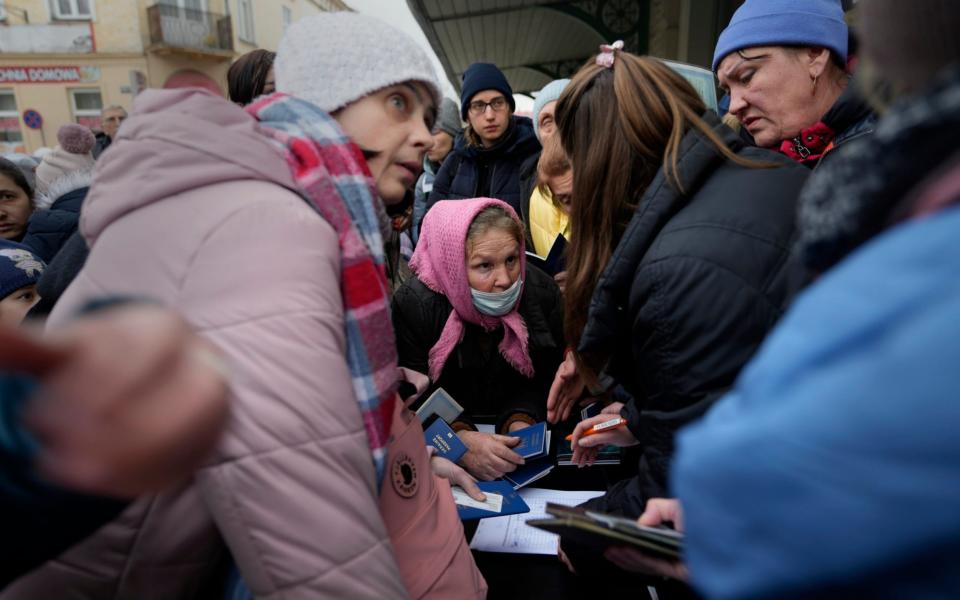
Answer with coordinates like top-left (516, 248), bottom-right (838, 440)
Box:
top-left (0, 284), bottom-right (39, 326)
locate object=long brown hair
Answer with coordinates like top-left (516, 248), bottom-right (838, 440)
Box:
top-left (556, 52), bottom-right (768, 376)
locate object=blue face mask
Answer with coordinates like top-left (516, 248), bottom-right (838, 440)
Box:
top-left (471, 278), bottom-right (523, 317)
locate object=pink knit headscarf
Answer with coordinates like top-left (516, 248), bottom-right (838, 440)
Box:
top-left (410, 198), bottom-right (534, 382)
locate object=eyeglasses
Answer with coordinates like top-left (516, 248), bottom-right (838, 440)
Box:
top-left (468, 96), bottom-right (508, 116)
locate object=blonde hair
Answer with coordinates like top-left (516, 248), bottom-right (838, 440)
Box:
top-left (466, 206), bottom-right (523, 254)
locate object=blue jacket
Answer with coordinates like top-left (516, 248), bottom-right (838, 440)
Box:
top-left (673, 205), bottom-right (960, 599)
top-left (21, 182), bottom-right (90, 263)
top-left (427, 116), bottom-right (540, 216)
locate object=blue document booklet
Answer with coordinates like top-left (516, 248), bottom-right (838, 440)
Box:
top-left (503, 456), bottom-right (554, 490)
top-left (453, 480), bottom-right (530, 520)
top-left (511, 422), bottom-right (549, 459)
top-left (423, 418), bottom-right (468, 464)
top-left (525, 234), bottom-right (567, 276)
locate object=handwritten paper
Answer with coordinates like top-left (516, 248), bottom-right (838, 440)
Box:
top-left (469, 488), bottom-right (605, 555)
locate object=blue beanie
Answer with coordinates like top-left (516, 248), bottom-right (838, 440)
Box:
top-left (460, 63), bottom-right (515, 119)
top-left (712, 0), bottom-right (848, 71)
top-left (0, 240), bottom-right (44, 300)
top-left (532, 79), bottom-right (570, 141)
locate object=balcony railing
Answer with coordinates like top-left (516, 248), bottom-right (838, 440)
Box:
top-left (147, 3), bottom-right (233, 57)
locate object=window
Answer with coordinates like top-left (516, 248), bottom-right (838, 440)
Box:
top-left (282, 6), bottom-right (291, 32)
top-left (70, 88), bottom-right (102, 131)
top-left (52, 0), bottom-right (94, 20)
top-left (0, 90), bottom-right (22, 147)
top-left (237, 0), bottom-right (254, 43)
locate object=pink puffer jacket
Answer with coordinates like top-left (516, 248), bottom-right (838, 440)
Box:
top-left (3, 89), bottom-right (484, 599)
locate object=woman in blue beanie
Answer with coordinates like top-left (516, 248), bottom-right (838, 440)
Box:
top-left (713, 0), bottom-right (875, 168)
top-left (603, 1), bottom-right (960, 597)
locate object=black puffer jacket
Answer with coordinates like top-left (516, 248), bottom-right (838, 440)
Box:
top-left (27, 229), bottom-right (89, 319)
top-left (427, 116), bottom-right (541, 216)
top-left (518, 151), bottom-right (540, 249)
top-left (816, 81), bottom-right (877, 169)
top-left (580, 112), bottom-right (809, 514)
top-left (392, 264), bottom-right (564, 432)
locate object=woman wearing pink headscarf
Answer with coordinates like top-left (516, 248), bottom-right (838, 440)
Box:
top-left (393, 198), bottom-right (565, 481)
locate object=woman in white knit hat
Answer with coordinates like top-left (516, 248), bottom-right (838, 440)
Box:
top-left (21, 124), bottom-right (96, 263)
top-left (3, 13), bottom-right (485, 600)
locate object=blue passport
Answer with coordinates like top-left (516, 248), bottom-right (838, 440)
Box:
top-left (423, 418), bottom-right (468, 464)
top-left (511, 422), bottom-right (549, 459)
top-left (455, 480), bottom-right (530, 520)
top-left (503, 455), bottom-right (554, 489)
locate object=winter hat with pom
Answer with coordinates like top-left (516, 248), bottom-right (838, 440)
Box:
top-left (274, 12), bottom-right (441, 115)
top-left (35, 124), bottom-right (95, 197)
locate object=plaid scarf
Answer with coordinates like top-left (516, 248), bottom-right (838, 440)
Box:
top-left (246, 93), bottom-right (396, 489)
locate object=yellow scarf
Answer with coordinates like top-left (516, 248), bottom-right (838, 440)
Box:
top-left (528, 186), bottom-right (570, 257)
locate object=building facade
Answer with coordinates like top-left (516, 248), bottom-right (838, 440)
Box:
top-left (0, 0), bottom-right (347, 153)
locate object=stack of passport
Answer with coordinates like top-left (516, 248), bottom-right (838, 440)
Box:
top-left (423, 413), bottom-right (556, 519)
top-left (503, 422), bottom-right (554, 490)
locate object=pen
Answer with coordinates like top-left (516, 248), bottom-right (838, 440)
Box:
top-left (565, 417), bottom-right (627, 441)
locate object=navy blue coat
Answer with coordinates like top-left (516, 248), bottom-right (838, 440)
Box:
top-left (21, 186), bottom-right (89, 264)
top-left (427, 116), bottom-right (541, 216)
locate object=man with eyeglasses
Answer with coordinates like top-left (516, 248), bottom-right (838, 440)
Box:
top-left (93, 105), bottom-right (128, 160)
top-left (426, 62), bottom-right (541, 219)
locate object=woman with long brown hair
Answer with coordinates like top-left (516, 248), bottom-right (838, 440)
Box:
top-left (549, 46), bottom-right (808, 579)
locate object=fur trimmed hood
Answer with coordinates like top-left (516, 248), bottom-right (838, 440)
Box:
top-left (34, 168), bottom-right (94, 211)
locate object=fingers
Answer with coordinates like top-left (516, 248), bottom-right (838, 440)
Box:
top-left (572, 445), bottom-right (599, 468)
top-left (0, 325), bottom-right (69, 376)
top-left (434, 456), bottom-right (487, 501)
top-left (560, 397), bottom-right (575, 422)
top-left (490, 445), bottom-right (524, 469)
top-left (601, 401), bottom-right (624, 415)
top-left (605, 547), bottom-right (690, 581)
top-left (547, 356), bottom-right (578, 423)
top-left (546, 372), bottom-right (564, 422)
top-left (577, 430), bottom-right (619, 449)
top-left (41, 308), bottom-right (189, 420)
top-left (31, 330), bottom-right (229, 497)
top-left (492, 433), bottom-right (521, 447)
top-left (639, 498), bottom-right (685, 531)
top-left (490, 440), bottom-right (524, 465)
top-left (456, 473), bottom-right (486, 502)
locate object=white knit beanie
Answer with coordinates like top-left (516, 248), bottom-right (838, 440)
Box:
top-left (34, 124), bottom-right (95, 197)
top-left (275, 12), bottom-right (442, 115)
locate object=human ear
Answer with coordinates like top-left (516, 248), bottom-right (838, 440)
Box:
top-left (806, 46), bottom-right (832, 79)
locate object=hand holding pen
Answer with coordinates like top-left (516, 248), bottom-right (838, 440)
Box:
top-left (569, 402), bottom-right (640, 467)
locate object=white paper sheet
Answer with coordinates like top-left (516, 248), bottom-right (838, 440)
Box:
top-left (469, 488), bottom-right (605, 555)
